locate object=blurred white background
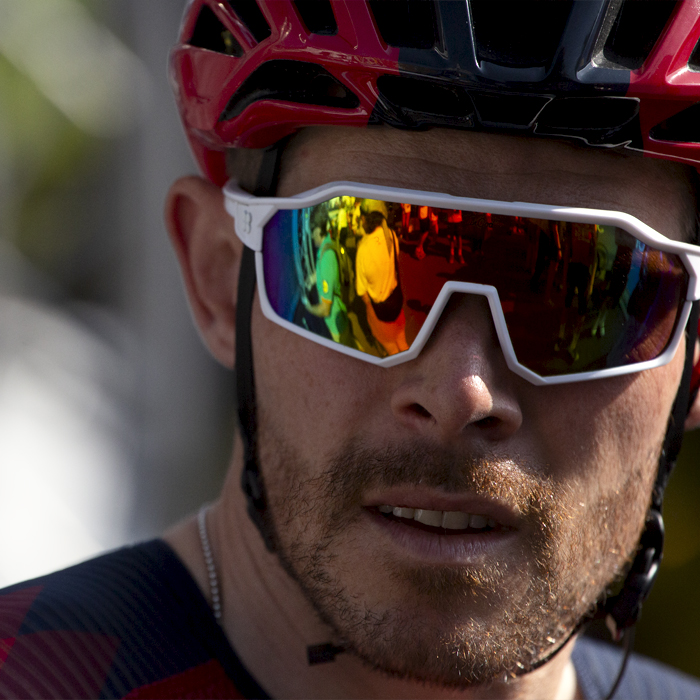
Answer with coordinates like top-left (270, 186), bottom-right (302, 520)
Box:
top-left (0, 0), bottom-right (231, 586)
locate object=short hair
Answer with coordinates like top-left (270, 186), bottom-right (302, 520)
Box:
top-left (362, 210), bottom-right (386, 233)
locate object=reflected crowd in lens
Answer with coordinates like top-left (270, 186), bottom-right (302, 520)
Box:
top-left (262, 196), bottom-right (688, 377)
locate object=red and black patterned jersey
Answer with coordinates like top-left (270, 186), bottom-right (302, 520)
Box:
top-left (0, 540), bottom-right (269, 699)
top-left (2, 538), bottom-right (700, 699)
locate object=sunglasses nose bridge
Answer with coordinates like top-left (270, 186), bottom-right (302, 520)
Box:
top-left (415, 282), bottom-right (513, 361)
top-left (408, 282), bottom-right (558, 387)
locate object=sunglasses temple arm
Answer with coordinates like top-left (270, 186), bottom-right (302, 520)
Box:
top-left (224, 186), bottom-right (272, 252)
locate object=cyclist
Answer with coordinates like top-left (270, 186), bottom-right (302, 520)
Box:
top-left (2, 2), bottom-right (700, 699)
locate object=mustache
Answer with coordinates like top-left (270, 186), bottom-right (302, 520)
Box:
top-left (319, 439), bottom-right (561, 522)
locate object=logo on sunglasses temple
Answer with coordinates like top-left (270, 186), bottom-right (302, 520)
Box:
top-left (240, 209), bottom-right (253, 237)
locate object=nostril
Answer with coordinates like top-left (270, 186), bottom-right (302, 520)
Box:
top-left (475, 416), bottom-right (499, 429)
top-left (410, 403), bottom-right (433, 419)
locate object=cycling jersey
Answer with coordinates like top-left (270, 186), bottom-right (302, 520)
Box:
top-left (1, 540), bottom-right (698, 699)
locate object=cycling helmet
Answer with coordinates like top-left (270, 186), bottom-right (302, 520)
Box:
top-left (170, 0), bottom-right (700, 668)
top-left (171, 0), bottom-right (700, 185)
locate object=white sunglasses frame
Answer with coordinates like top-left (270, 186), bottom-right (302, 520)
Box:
top-left (224, 179), bottom-right (700, 386)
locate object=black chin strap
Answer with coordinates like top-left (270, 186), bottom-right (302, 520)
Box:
top-left (601, 300), bottom-right (700, 639)
top-left (235, 145), bottom-right (287, 554)
top-left (236, 245), bottom-right (276, 552)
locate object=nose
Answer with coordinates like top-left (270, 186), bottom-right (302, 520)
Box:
top-left (390, 294), bottom-right (523, 443)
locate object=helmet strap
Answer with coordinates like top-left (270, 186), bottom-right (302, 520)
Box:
top-left (652, 300), bottom-right (700, 509)
top-left (235, 144), bottom-right (286, 553)
top-left (601, 299), bottom-right (700, 638)
top-left (236, 245), bottom-right (276, 551)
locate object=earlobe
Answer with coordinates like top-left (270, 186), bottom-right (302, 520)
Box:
top-left (685, 340), bottom-right (700, 430)
top-left (165, 175), bottom-right (242, 369)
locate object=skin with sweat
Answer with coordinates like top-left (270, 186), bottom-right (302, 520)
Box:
top-left (164, 128), bottom-right (699, 700)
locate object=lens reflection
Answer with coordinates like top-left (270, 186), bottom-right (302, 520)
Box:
top-left (262, 197), bottom-right (688, 376)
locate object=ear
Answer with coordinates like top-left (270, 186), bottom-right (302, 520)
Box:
top-left (165, 176), bottom-right (242, 369)
top-left (685, 339), bottom-right (700, 430)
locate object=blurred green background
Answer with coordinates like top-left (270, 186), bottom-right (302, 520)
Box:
top-left (635, 429), bottom-right (700, 676)
top-left (0, 0), bottom-right (698, 680)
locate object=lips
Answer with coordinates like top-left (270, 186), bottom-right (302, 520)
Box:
top-left (361, 488), bottom-right (522, 563)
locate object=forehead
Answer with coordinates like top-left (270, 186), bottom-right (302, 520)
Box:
top-left (278, 126), bottom-right (697, 243)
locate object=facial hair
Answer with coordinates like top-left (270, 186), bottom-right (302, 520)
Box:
top-left (259, 434), bottom-right (651, 688)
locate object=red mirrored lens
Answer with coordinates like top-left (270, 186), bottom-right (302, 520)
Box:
top-left (261, 197), bottom-right (688, 377)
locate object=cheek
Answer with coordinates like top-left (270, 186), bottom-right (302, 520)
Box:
top-left (252, 296), bottom-right (383, 468)
top-left (520, 355), bottom-right (684, 587)
top-left (526, 354), bottom-right (683, 506)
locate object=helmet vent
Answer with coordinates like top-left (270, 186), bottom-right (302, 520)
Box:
top-left (293, 0), bottom-right (338, 36)
top-left (468, 1), bottom-right (573, 69)
top-left (650, 104), bottom-right (700, 144)
top-left (471, 92), bottom-right (551, 128)
top-left (188, 5), bottom-right (244, 57)
top-left (537, 97), bottom-right (639, 132)
top-left (219, 60), bottom-right (360, 121)
top-left (600, 0), bottom-right (678, 70)
top-left (375, 75), bottom-right (475, 127)
top-left (225, 0), bottom-right (272, 44)
top-left (368, 0), bottom-right (439, 50)
top-left (689, 39), bottom-right (700, 72)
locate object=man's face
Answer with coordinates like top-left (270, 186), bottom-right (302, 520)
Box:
top-left (250, 128), bottom-right (694, 686)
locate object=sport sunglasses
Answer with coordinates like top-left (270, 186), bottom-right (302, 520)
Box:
top-left (224, 180), bottom-right (700, 385)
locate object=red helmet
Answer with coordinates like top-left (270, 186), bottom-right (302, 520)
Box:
top-left (170, 0), bottom-right (700, 186)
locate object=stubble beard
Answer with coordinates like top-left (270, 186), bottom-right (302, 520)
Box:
top-left (259, 432), bottom-right (652, 689)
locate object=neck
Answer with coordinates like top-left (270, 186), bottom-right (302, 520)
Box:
top-left (167, 439), bottom-right (580, 700)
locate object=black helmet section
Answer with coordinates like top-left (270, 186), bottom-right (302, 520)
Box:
top-left (368, 1), bottom-right (683, 150)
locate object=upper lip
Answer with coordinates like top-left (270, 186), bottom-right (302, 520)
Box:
top-left (363, 487), bottom-right (522, 528)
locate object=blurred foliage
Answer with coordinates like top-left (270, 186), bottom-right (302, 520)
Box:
top-left (0, 0), bottom-right (110, 291)
top-left (635, 428), bottom-right (700, 676)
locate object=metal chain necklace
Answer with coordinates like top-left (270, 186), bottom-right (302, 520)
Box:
top-left (197, 504), bottom-right (222, 622)
top-left (198, 504), bottom-right (344, 666)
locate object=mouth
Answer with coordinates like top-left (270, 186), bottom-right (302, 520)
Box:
top-left (375, 505), bottom-right (501, 535)
top-left (362, 491), bottom-right (521, 564)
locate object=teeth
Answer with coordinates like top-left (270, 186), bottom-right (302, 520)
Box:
top-left (441, 511), bottom-right (470, 529)
top-left (414, 509), bottom-right (443, 527)
top-left (469, 514), bottom-right (487, 529)
top-left (380, 506), bottom-right (496, 531)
